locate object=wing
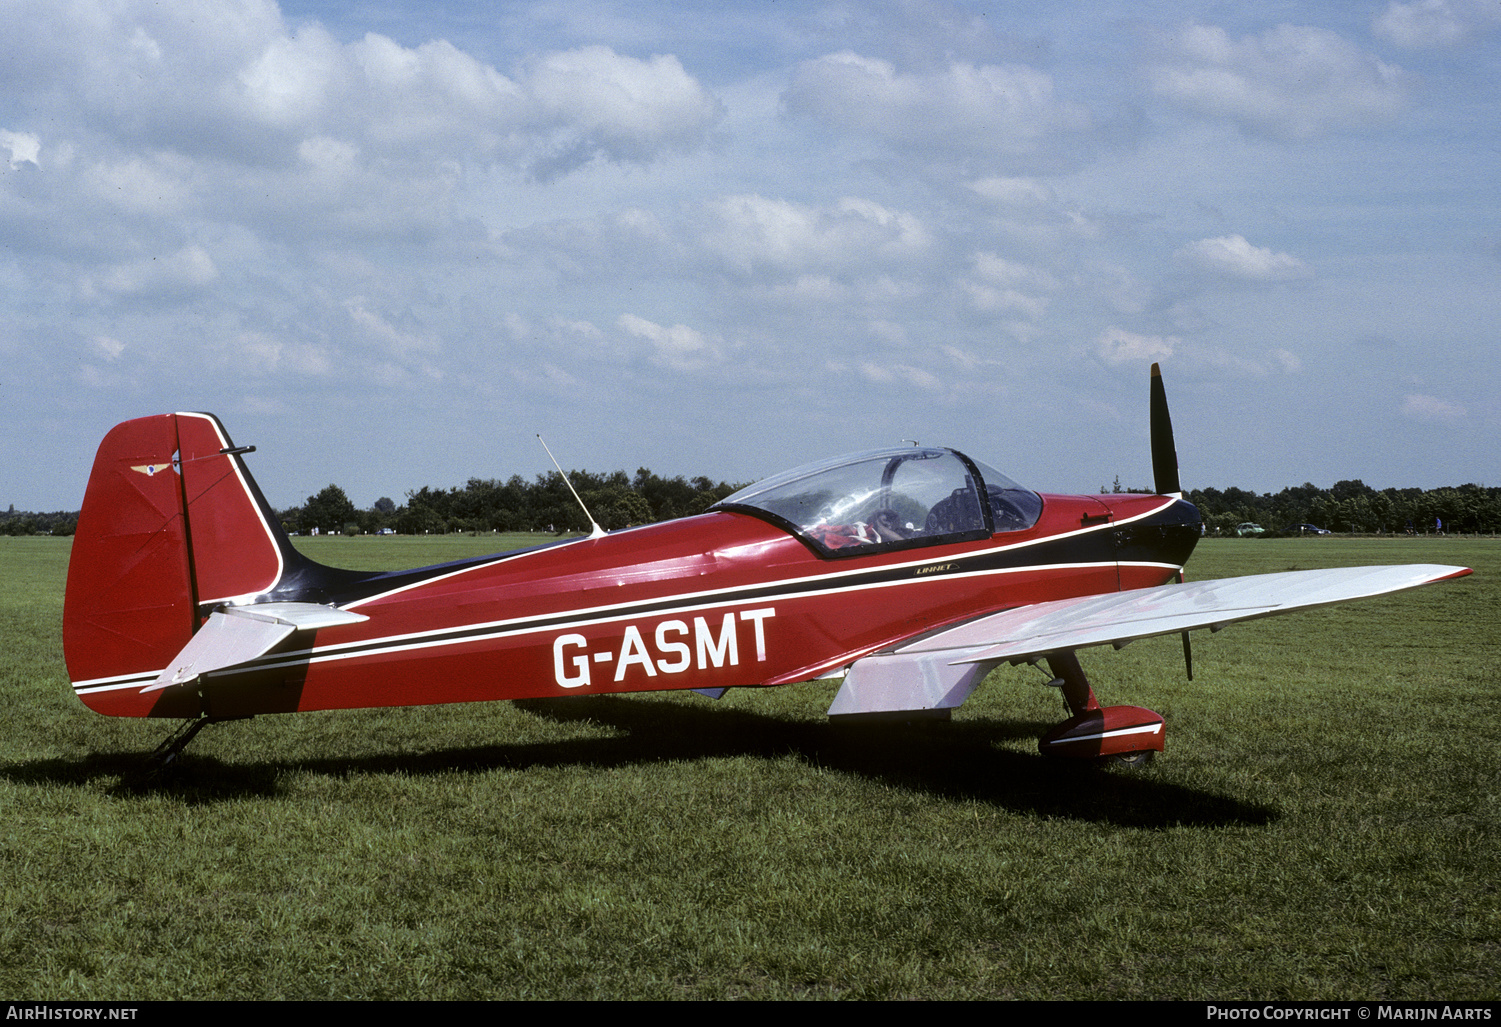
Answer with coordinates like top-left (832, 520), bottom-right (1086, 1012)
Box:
top-left (142, 602), bottom-right (368, 693)
top-left (828, 564), bottom-right (1471, 718)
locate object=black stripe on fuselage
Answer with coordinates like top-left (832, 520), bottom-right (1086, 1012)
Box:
top-left (230, 521), bottom-right (1150, 674)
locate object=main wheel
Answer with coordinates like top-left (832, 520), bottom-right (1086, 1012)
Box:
top-left (1104, 750), bottom-right (1155, 769)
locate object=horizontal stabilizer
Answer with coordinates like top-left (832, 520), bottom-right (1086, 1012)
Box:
top-left (829, 564), bottom-right (1469, 718)
top-left (142, 602), bottom-right (368, 693)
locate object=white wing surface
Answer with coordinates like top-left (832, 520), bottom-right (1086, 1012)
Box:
top-left (828, 564), bottom-right (1470, 718)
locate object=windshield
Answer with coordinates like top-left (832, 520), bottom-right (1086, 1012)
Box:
top-left (715, 446), bottom-right (1040, 556)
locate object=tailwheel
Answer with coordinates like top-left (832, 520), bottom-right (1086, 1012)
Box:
top-left (145, 714), bottom-right (252, 769)
top-left (148, 716), bottom-right (213, 769)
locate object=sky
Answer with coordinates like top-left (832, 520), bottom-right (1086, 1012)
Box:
top-left (3, 0), bottom-right (1498, 512)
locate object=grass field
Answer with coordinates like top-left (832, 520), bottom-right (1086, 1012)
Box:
top-left (2, 534), bottom-right (1496, 999)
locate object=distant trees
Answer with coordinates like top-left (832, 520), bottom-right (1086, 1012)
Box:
top-left (347, 470), bottom-right (1501, 538)
top-left (358, 468), bottom-right (748, 535)
top-left (257, 473), bottom-right (1501, 538)
top-left (17, 470), bottom-right (1496, 541)
top-left (1, 505), bottom-right (76, 536)
top-left (1187, 480), bottom-right (1501, 534)
top-left (287, 484), bottom-right (358, 535)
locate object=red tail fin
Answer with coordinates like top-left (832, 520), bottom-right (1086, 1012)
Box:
top-left (65, 413), bottom-right (290, 716)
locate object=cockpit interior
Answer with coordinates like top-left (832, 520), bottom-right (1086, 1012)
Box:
top-left (714, 446), bottom-right (1042, 557)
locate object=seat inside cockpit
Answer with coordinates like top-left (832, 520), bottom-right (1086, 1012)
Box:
top-left (714, 446), bottom-right (1041, 556)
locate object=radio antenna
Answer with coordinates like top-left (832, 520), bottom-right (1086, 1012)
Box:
top-left (537, 434), bottom-right (607, 539)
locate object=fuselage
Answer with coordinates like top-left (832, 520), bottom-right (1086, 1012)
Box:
top-left (64, 415), bottom-right (1200, 720)
top-left (88, 490), bottom-right (1199, 719)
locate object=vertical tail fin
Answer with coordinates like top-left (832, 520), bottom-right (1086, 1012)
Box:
top-left (65, 412), bottom-right (296, 715)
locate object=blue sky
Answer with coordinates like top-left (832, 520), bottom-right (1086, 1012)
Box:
top-left (3, 0), bottom-right (1497, 511)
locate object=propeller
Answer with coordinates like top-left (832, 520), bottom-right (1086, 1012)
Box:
top-left (1151, 362), bottom-right (1193, 680)
top-left (1149, 361), bottom-right (1181, 497)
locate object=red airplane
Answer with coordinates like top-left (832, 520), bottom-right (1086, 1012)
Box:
top-left (63, 367), bottom-right (1470, 765)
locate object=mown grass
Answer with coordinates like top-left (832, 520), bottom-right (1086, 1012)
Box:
top-left (1, 534), bottom-right (1495, 999)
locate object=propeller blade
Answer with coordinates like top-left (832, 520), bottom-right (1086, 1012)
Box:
top-left (1150, 362), bottom-right (1181, 496)
top-left (1176, 571), bottom-right (1193, 680)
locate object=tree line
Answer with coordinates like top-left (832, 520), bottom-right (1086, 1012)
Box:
top-left (1095, 479), bottom-right (1501, 535)
top-left (0, 505), bottom-right (79, 537)
top-left (1188, 480), bottom-right (1501, 535)
top-left (284, 468), bottom-right (748, 537)
top-left (7, 474), bottom-right (1499, 538)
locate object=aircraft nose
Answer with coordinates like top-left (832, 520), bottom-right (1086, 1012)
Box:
top-left (1167, 496), bottom-right (1202, 531)
top-left (1156, 496), bottom-right (1203, 540)
top-left (1115, 497), bottom-right (1202, 568)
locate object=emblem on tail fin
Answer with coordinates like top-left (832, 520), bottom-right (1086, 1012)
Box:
top-left (130, 453), bottom-right (178, 476)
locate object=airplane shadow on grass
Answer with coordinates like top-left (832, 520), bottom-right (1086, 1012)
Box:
top-left (8, 693), bottom-right (1275, 828)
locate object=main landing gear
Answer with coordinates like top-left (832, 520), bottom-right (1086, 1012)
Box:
top-left (1036, 650), bottom-right (1164, 767)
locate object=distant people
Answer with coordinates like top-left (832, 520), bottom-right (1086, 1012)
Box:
top-left (1436, 517), bottom-right (1444, 535)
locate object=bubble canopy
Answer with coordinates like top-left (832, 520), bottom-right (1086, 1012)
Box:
top-left (714, 446), bottom-right (1042, 557)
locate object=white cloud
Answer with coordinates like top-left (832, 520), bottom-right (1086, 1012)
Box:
top-left (1096, 327), bottom-right (1176, 365)
top-left (968, 177), bottom-right (1056, 208)
top-left (223, 331), bottom-right (332, 376)
top-left (783, 51), bottom-right (1092, 164)
top-left (93, 244), bottom-right (218, 297)
top-left (1148, 23), bottom-right (1412, 138)
top-left (523, 46), bottom-right (722, 173)
top-left (1176, 235), bottom-right (1310, 281)
top-left (1, 130), bottom-right (41, 169)
top-left (1401, 393), bottom-right (1466, 422)
top-left (7, 2), bottom-right (717, 178)
top-left (1374, 0), bottom-right (1501, 48)
top-left (238, 23), bottom-right (346, 128)
top-left (346, 300), bottom-right (440, 358)
top-left (547, 317), bottom-right (604, 341)
top-left (963, 286), bottom-right (1049, 320)
top-left (92, 336), bottom-right (126, 361)
top-left (701, 194), bottom-right (929, 274)
top-left (961, 253), bottom-right (1060, 321)
top-left (765, 275), bottom-right (848, 304)
top-left (971, 252), bottom-right (1059, 292)
top-left (81, 154), bottom-right (196, 215)
top-left (617, 313), bottom-right (720, 371)
top-left (858, 361), bottom-right (942, 391)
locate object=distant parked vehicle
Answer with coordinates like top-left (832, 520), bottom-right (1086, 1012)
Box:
top-left (1235, 522), bottom-right (1265, 537)
top-left (1273, 523), bottom-right (1331, 537)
